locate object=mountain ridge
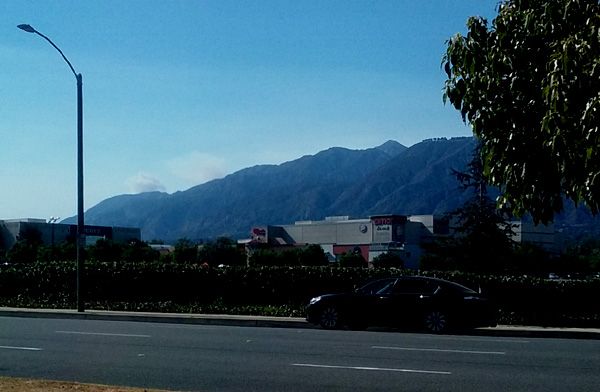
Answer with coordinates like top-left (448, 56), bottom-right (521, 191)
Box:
top-left (67, 137), bottom-right (600, 242)
top-left (70, 138), bottom-right (471, 240)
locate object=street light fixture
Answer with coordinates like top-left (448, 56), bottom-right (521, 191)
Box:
top-left (18, 24), bottom-right (85, 312)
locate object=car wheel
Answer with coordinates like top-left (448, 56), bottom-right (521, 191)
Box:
top-left (319, 306), bottom-right (341, 329)
top-left (423, 310), bottom-right (448, 333)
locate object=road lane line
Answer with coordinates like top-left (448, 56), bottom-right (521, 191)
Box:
top-left (372, 346), bottom-right (505, 355)
top-left (291, 363), bottom-right (451, 375)
top-left (414, 336), bottom-right (529, 344)
top-left (56, 331), bottom-right (151, 338)
top-left (0, 345), bottom-right (42, 351)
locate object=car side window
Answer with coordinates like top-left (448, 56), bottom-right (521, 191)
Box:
top-left (392, 279), bottom-right (435, 294)
top-left (375, 280), bottom-right (397, 295)
top-left (358, 278), bottom-right (396, 295)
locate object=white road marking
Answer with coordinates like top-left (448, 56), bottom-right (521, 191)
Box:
top-left (156, 324), bottom-right (224, 331)
top-left (292, 363), bottom-right (451, 375)
top-left (56, 331), bottom-right (151, 338)
top-left (372, 346), bottom-right (505, 355)
top-left (0, 345), bottom-right (42, 351)
top-left (415, 335), bottom-right (529, 344)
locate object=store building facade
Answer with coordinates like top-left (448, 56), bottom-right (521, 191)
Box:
top-left (248, 214), bottom-right (556, 269)
top-left (0, 218), bottom-right (141, 252)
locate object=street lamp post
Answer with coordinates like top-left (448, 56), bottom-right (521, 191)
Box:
top-left (48, 216), bottom-right (60, 259)
top-left (18, 24), bottom-right (85, 312)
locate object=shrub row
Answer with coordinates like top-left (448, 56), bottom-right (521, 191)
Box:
top-left (0, 261), bottom-right (393, 305)
top-left (1, 261), bottom-right (599, 326)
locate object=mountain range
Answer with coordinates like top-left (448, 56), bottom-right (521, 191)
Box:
top-left (68, 137), bottom-right (599, 242)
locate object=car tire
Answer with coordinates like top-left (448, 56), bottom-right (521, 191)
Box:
top-left (319, 306), bottom-right (341, 329)
top-left (423, 310), bottom-right (448, 333)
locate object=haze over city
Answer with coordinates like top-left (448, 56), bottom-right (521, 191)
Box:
top-left (1, 1), bottom-right (497, 220)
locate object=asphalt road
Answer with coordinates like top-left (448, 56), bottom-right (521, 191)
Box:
top-left (1, 316), bottom-right (599, 392)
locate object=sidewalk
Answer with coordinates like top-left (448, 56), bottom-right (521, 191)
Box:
top-left (2, 307), bottom-right (600, 340)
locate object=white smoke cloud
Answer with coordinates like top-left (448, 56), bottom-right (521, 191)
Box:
top-left (126, 172), bottom-right (167, 194)
top-left (167, 151), bottom-right (228, 185)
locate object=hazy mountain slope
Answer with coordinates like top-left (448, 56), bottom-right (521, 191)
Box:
top-left (330, 137), bottom-right (475, 216)
top-left (80, 141), bottom-right (409, 240)
top-left (71, 136), bottom-right (600, 243)
top-left (367, 137), bottom-right (476, 214)
top-left (75, 192), bottom-right (170, 230)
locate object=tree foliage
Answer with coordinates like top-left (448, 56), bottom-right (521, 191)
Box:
top-left (298, 244), bottom-right (330, 266)
top-left (421, 146), bottom-right (516, 272)
top-left (198, 237), bottom-right (246, 266)
top-left (6, 227), bottom-right (45, 263)
top-left (87, 238), bottom-right (123, 262)
top-left (564, 237), bottom-right (600, 272)
top-left (338, 250), bottom-right (366, 268)
top-left (121, 239), bottom-right (160, 262)
top-left (6, 234), bottom-right (160, 264)
top-left (371, 252), bottom-right (404, 269)
top-left (6, 240), bottom-right (39, 263)
top-left (443, 0), bottom-right (600, 223)
top-left (249, 244), bottom-right (329, 267)
top-left (249, 248), bottom-right (299, 267)
top-left (172, 238), bottom-right (199, 264)
top-left (452, 151), bottom-right (516, 253)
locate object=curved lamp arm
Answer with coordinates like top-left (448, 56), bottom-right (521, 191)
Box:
top-left (17, 24), bottom-right (79, 79)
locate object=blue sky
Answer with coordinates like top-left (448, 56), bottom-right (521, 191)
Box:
top-left (1, 0), bottom-right (498, 220)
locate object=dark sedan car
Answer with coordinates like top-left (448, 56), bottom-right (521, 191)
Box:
top-left (306, 276), bottom-right (497, 332)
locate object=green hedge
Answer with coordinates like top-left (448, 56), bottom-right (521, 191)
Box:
top-left (0, 261), bottom-right (396, 305)
top-left (1, 261), bottom-right (599, 326)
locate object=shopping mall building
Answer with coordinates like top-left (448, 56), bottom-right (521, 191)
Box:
top-left (248, 214), bottom-right (556, 269)
top-left (0, 218), bottom-right (141, 252)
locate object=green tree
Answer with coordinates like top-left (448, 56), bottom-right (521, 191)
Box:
top-left (420, 236), bottom-right (462, 271)
top-left (0, 233), bottom-right (6, 262)
top-left (422, 146), bottom-right (516, 272)
top-left (443, 0), bottom-right (600, 223)
top-left (248, 244), bottom-right (330, 267)
top-left (87, 238), bottom-right (124, 262)
top-left (172, 238), bottom-right (198, 263)
top-left (54, 238), bottom-right (77, 261)
top-left (510, 242), bottom-right (552, 273)
top-left (564, 237), bottom-right (600, 272)
top-left (198, 237), bottom-right (246, 266)
top-left (6, 241), bottom-right (38, 263)
top-left (248, 247), bottom-right (300, 266)
top-left (6, 227), bottom-right (43, 263)
top-left (298, 244), bottom-right (329, 266)
top-left (121, 239), bottom-right (159, 262)
top-left (372, 252), bottom-right (404, 269)
top-left (338, 249), bottom-right (366, 268)
top-left (455, 146), bottom-right (516, 271)
top-left (248, 248), bottom-right (279, 266)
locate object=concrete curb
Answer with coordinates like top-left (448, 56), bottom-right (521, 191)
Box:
top-left (0, 307), bottom-right (314, 329)
top-left (2, 307), bottom-right (599, 340)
